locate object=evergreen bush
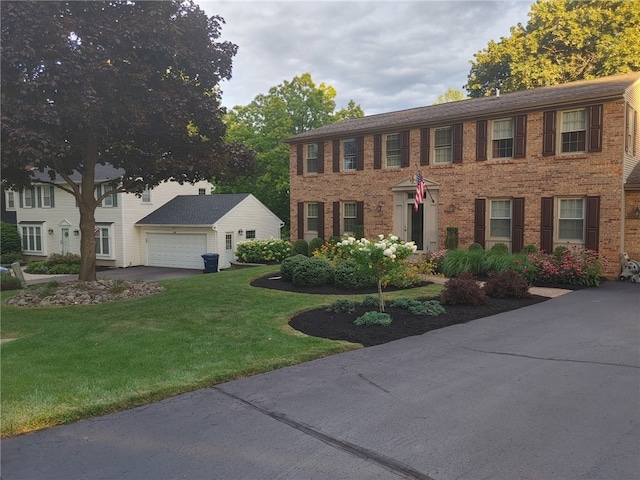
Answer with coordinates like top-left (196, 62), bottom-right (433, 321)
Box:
top-left (292, 239), bottom-right (309, 256)
top-left (326, 299), bottom-right (356, 313)
top-left (280, 254), bottom-right (308, 281)
top-left (308, 237), bottom-right (325, 256)
top-left (0, 222), bottom-right (22, 255)
top-left (334, 259), bottom-right (377, 289)
top-left (354, 311), bottom-right (392, 326)
top-left (0, 274), bottom-right (23, 291)
top-left (291, 257), bottom-right (334, 287)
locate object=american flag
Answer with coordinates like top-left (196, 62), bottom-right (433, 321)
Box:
top-left (414, 172), bottom-right (425, 212)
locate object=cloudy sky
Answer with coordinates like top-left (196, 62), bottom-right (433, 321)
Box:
top-left (199, 1), bottom-right (533, 115)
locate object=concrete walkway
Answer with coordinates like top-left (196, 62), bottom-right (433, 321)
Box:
top-left (2, 281), bottom-right (638, 479)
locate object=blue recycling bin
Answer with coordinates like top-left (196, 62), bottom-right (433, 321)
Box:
top-left (201, 253), bottom-right (219, 273)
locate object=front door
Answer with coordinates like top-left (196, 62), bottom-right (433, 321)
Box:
top-left (395, 188), bottom-right (439, 253)
top-left (61, 228), bottom-right (70, 254)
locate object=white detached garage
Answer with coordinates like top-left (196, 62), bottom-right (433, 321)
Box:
top-left (136, 194), bottom-right (283, 270)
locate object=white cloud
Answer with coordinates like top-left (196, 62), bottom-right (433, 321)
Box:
top-left (200, 0), bottom-right (532, 114)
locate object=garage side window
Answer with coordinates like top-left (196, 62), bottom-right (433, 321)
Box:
top-left (95, 224), bottom-right (113, 257)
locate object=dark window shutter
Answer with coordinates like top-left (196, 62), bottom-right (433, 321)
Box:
top-left (50, 186), bottom-right (55, 208)
top-left (476, 120), bottom-right (487, 161)
top-left (514, 114), bottom-right (527, 158)
top-left (474, 198), bottom-right (486, 247)
top-left (356, 136), bottom-right (364, 170)
top-left (333, 140), bottom-right (340, 172)
top-left (19, 192), bottom-right (23, 208)
top-left (36, 187), bottom-right (42, 208)
top-left (317, 142), bottom-right (324, 173)
top-left (317, 201), bottom-right (325, 241)
top-left (297, 202), bottom-right (304, 239)
top-left (540, 197), bottom-right (554, 253)
top-left (543, 111), bottom-right (556, 156)
top-left (585, 196), bottom-right (600, 251)
top-left (512, 197), bottom-right (525, 253)
top-left (296, 144), bottom-right (304, 175)
top-left (356, 201), bottom-right (364, 230)
top-left (420, 128), bottom-right (430, 165)
top-left (452, 123), bottom-right (463, 163)
top-left (373, 134), bottom-right (382, 169)
top-left (588, 104), bottom-right (603, 152)
top-left (332, 201), bottom-right (340, 237)
top-left (112, 193), bottom-right (118, 207)
top-left (400, 131), bottom-right (410, 168)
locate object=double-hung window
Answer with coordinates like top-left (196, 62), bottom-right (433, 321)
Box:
top-left (21, 224), bottom-right (43, 254)
top-left (94, 224), bottom-right (113, 257)
top-left (560, 110), bottom-right (586, 153)
top-left (434, 127), bottom-right (452, 164)
top-left (96, 185), bottom-right (118, 208)
top-left (23, 188), bottom-right (35, 208)
top-left (141, 189), bottom-right (151, 204)
top-left (6, 191), bottom-right (15, 209)
top-left (306, 203), bottom-right (318, 232)
top-left (40, 186), bottom-right (54, 208)
top-left (385, 133), bottom-right (401, 167)
top-left (558, 198), bottom-right (584, 243)
top-left (489, 200), bottom-right (512, 239)
top-left (492, 119), bottom-right (513, 158)
top-left (343, 139), bottom-right (357, 171)
top-left (343, 202), bottom-right (357, 234)
top-left (626, 105), bottom-right (636, 155)
top-left (306, 144), bottom-right (318, 173)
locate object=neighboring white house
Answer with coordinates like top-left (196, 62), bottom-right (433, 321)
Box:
top-left (135, 194), bottom-right (284, 269)
top-left (7, 164), bottom-right (283, 269)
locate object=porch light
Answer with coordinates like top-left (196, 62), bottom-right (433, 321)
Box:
top-left (48, 228), bottom-right (54, 235)
top-left (73, 229), bottom-right (80, 236)
top-left (238, 229), bottom-right (244, 236)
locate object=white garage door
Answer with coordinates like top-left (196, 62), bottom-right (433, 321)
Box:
top-left (147, 233), bottom-right (208, 269)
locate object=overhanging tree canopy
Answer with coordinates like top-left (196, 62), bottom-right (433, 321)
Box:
top-left (1, 0), bottom-right (241, 280)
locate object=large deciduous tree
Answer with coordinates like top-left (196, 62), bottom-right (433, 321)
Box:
top-left (466, 0), bottom-right (640, 97)
top-left (1, 1), bottom-right (241, 281)
top-left (218, 73), bottom-right (364, 228)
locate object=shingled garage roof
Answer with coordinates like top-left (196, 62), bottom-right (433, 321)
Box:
top-left (285, 72), bottom-right (640, 143)
top-left (136, 194), bottom-right (250, 226)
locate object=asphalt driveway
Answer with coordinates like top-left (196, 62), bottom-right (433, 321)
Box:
top-left (2, 281), bottom-right (639, 479)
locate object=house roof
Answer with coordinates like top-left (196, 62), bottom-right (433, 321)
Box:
top-left (31, 164), bottom-right (125, 183)
top-left (285, 72), bottom-right (640, 143)
top-left (135, 194), bottom-right (252, 226)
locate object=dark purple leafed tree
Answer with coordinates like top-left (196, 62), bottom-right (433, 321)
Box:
top-left (1, 1), bottom-right (252, 281)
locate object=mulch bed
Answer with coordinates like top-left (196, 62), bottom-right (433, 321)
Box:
top-left (251, 273), bottom-right (549, 347)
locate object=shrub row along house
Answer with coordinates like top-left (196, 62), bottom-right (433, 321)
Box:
top-left (285, 72), bottom-right (640, 279)
top-left (6, 164), bottom-right (283, 270)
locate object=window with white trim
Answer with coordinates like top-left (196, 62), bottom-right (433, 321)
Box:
top-left (491, 119), bottom-right (514, 158)
top-left (342, 139), bottom-right (357, 171)
top-left (626, 105), bottom-right (636, 155)
top-left (23, 188), bottom-right (35, 208)
top-left (39, 186), bottom-right (54, 208)
top-left (141, 189), bottom-right (151, 204)
top-left (21, 224), bottom-right (43, 254)
top-left (94, 224), bottom-right (113, 257)
top-left (6, 191), bottom-right (15, 209)
top-left (385, 133), bottom-right (401, 167)
top-left (489, 199), bottom-right (511, 239)
top-left (343, 202), bottom-right (357, 234)
top-left (306, 203), bottom-right (318, 232)
top-left (199, 188), bottom-right (206, 195)
top-left (557, 198), bottom-right (585, 243)
top-left (433, 127), bottom-right (452, 164)
top-left (245, 230), bottom-right (256, 239)
top-left (560, 109), bottom-right (586, 153)
top-left (306, 143), bottom-right (318, 173)
top-left (95, 185), bottom-right (118, 208)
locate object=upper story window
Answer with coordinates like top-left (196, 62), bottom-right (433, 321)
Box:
top-left (385, 133), bottom-right (401, 167)
top-left (561, 109), bottom-right (586, 153)
top-left (23, 188), bottom-right (35, 208)
top-left (95, 185), bottom-right (118, 208)
top-left (626, 105), bottom-right (636, 155)
top-left (306, 203), bottom-right (318, 232)
top-left (6, 191), bottom-right (15, 209)
top-left (199, 188), bottom-right (206, 195)
top-left (343, 139), bottom-right (357, 171)
top-left (306, 143), bottom-right (319, 173)
top-left (434, 127), bottom-right (452, 164)
top-left (40, 186), bottom-right (53, 208)
top-left (141, 189), bottom-right (151, 204)
top-left (492, 119), bottom-right (514, 158)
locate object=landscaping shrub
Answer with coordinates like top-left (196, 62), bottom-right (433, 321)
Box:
top-left (280, 254), bottom-right (308, 281)
top-left (353, 224), bottom-right (365, 239)
top-left (444, 227), bottom-right (458, 250)
top-left (409, 300), bottom-right (446, 316)
top-left (46, 253), bottom-right (81, 266)
top-left (334, 259), bottom-right (376, 289)
top-left (308, 237), bottom-right (324, 256)
top-left (490, 243), bottom-right (509, 254)
top-left (0, 222), bottom-right (22, 255)
top-left (468, 243), bottom-right (484, 251)
top-left (483, 270), bottom-right (531, 298)
top-left (441, 248), bottom-right (485, 277)
top-left (482, 250), bottom-right (516, 274)
top-left (0, 274), bottom-right (23, 291)
top-left (24, 262), bottom-right (49, 274)
top-left (326, 299), bottom-right (356, 314)
top-left (361, 295), bottom-right (380, 308)
top-left (48, 264), bottom-right (81, 274)
top-left (0, 252), bottom-right (24, 266)
top-left (354, 311), bottom-right (392, 326)
top-left (384, 263), bottom-right (422, 288)
top-left (521, 247), bottom-right (605, 287)
top-left (520, 244), bottom-right (538, 254)
top-left (390, 297), bottom-right (421, 309)
top-left (292, 239), bottom-right (309, 256)
top-left (235, 238), bottom-right (292, 263)
top-left (291, 257), bottom-right (334, 287)
top-left (440, 273), bottom-right (488, 306)
top-left (328, 236), bottom-right (341, 246)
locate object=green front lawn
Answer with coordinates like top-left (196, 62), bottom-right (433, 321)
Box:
top-left (1, 266), bottom-right (441, 437)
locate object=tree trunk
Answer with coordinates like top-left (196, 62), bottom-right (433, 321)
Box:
top-left (377, 279), bottom-right (385, 313)
top-left (77, 144), bottom-right (99, 282)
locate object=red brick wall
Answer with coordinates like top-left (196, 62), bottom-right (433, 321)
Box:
top-left (290, 100), bottom-right (629, 278)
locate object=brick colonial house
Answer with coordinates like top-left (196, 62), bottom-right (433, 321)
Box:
top-left (285, 72), bottom-right (640, 278)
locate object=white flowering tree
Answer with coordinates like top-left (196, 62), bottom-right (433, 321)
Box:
top-left (336, 234), bottom-right (418, 312)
